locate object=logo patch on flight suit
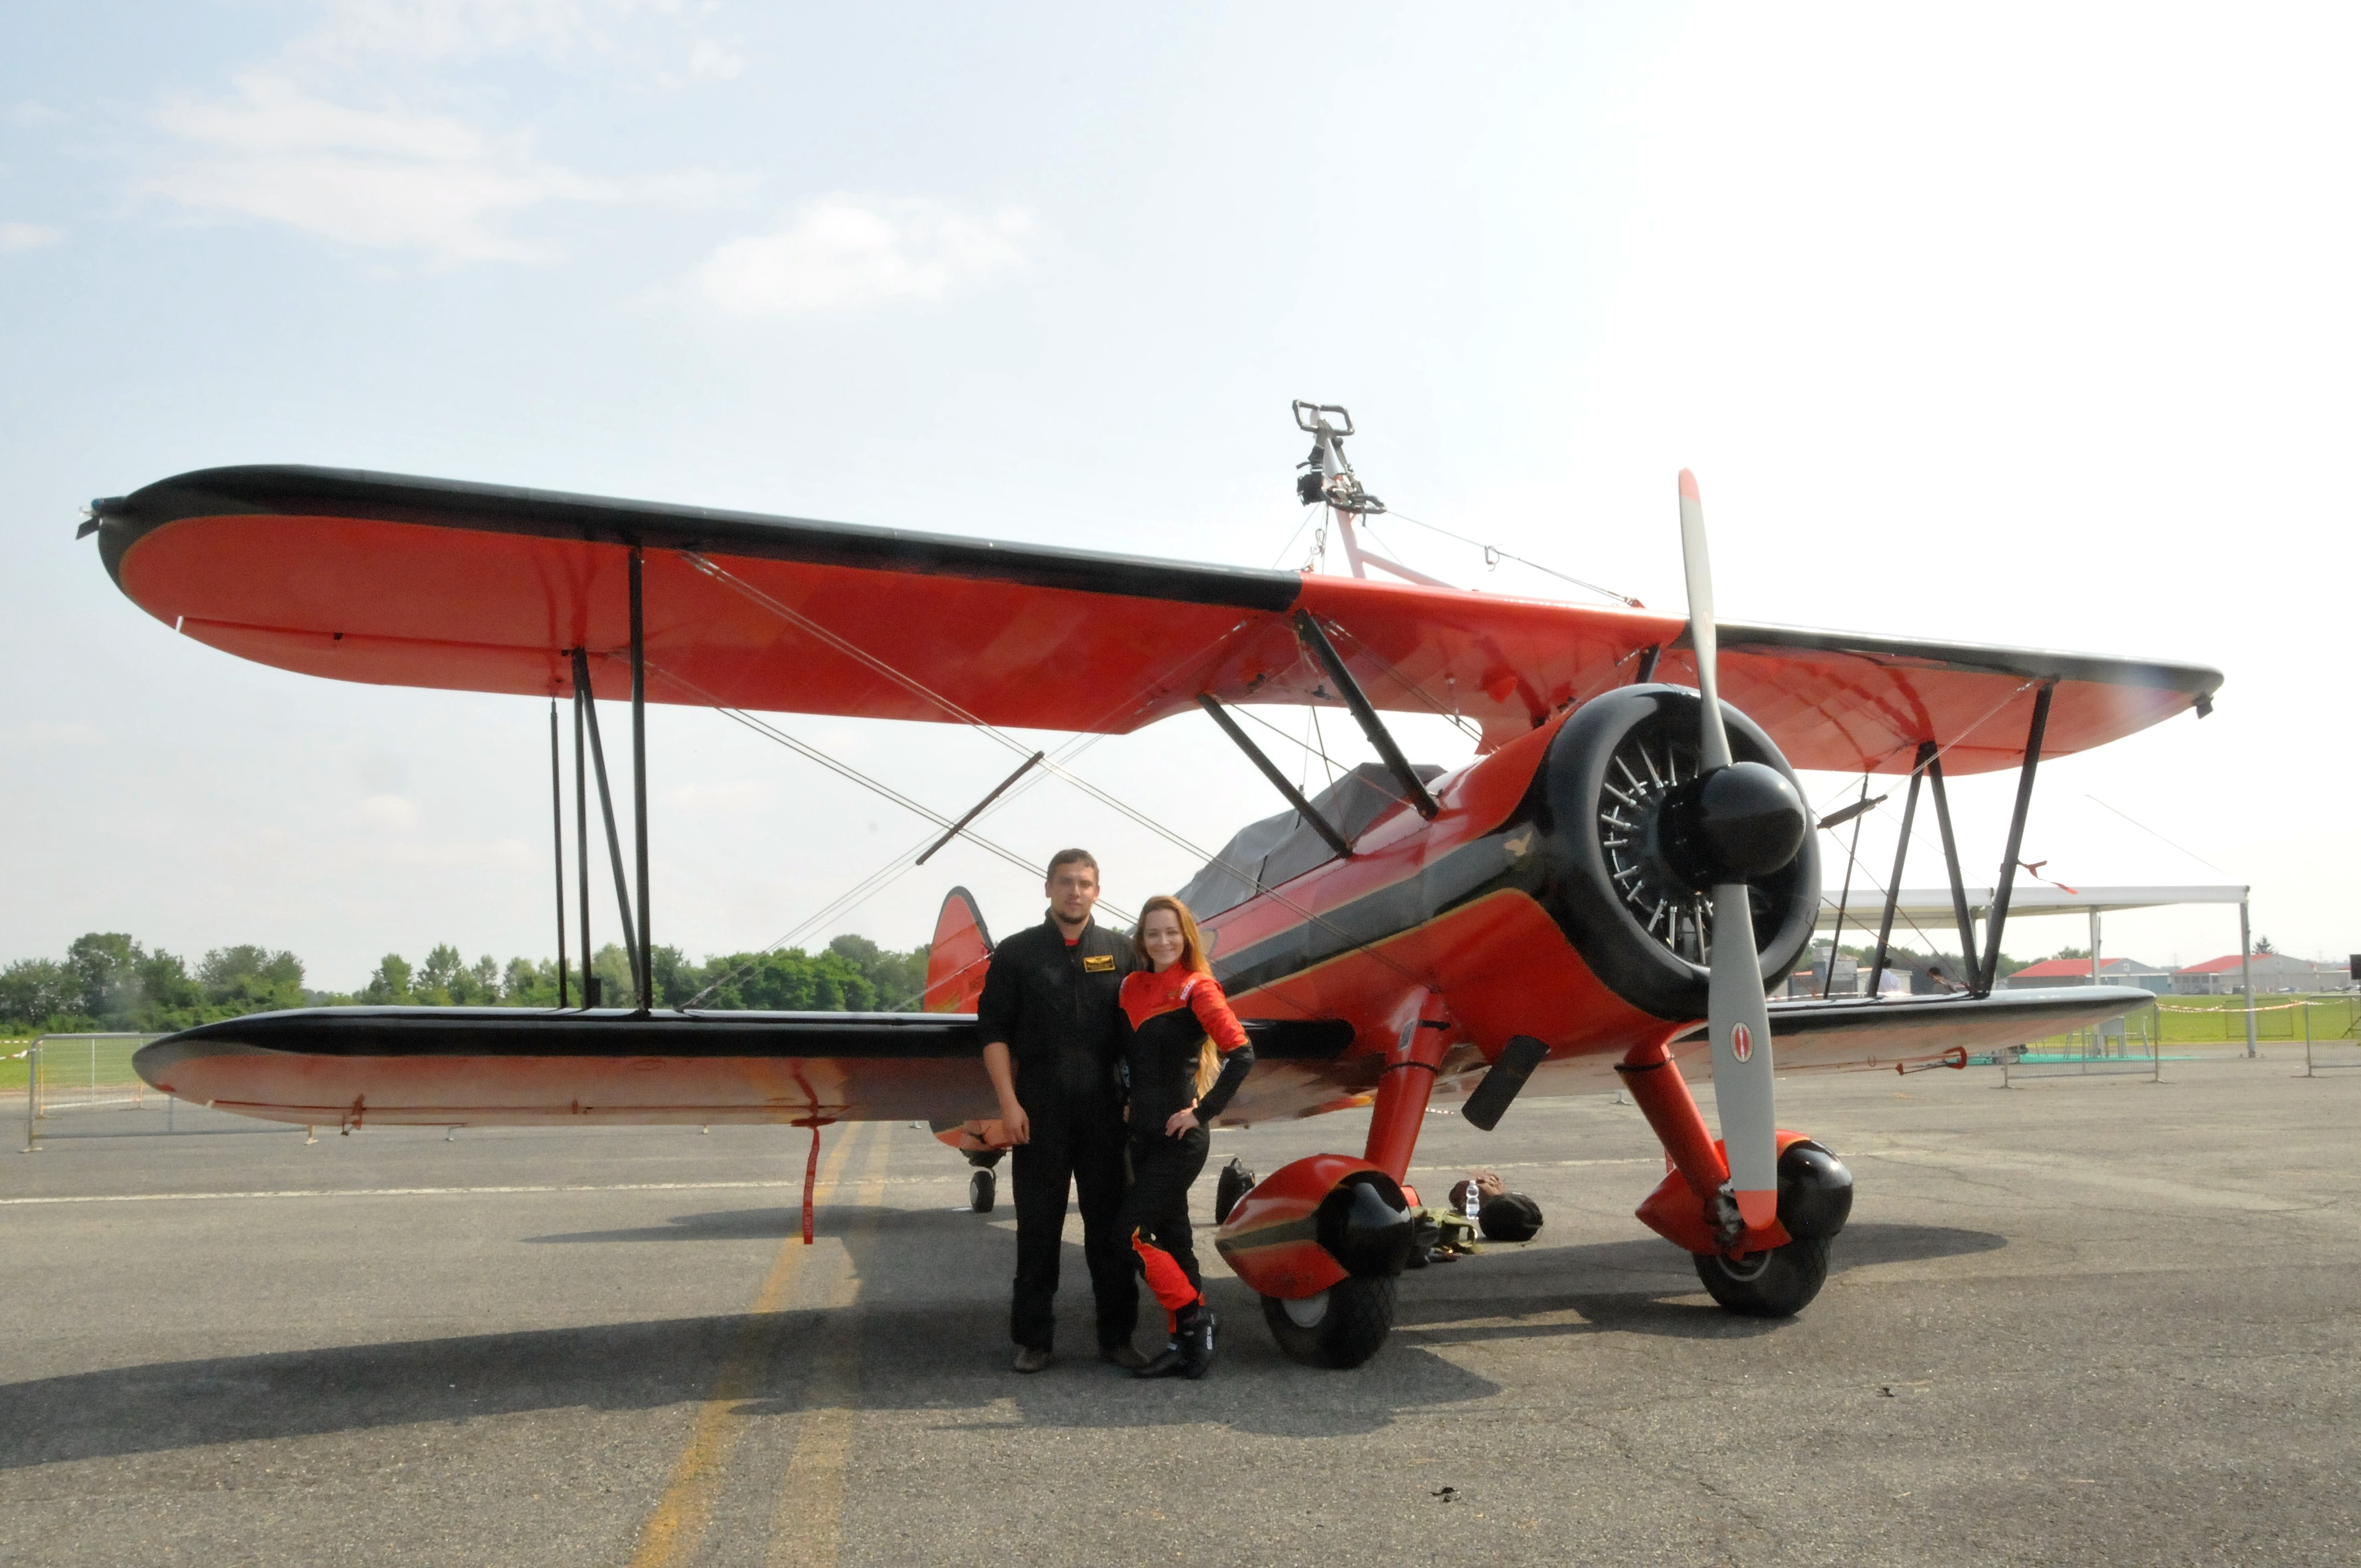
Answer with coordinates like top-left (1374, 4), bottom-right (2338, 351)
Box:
top-left (1082, 954), bottom-right (1116, 973)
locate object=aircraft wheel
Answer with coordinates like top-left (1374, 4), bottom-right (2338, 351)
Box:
top-left (1259, 1276), bottom-right (1396, 1369)
top-left (1692, 1236), bottom-right (1829, 1317)
top-left (969, 1168), bottom-right (995, 1214)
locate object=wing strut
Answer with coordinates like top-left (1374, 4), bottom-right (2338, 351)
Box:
top-left (573, 677), bottom-right (593, 1007)
top-left (571, 647), bottom-right (642, 996)
top-left (548, 701), bottom-right (569, 1009)
top-left (1195, 695), bottom-right (1353, 860)
top-left (1863, 743), bottom-right (1933, 998)
top-left (629, 548), bottom-right (652, 1012)
top-left (1293, 611), bottom-right (1439, 819)
top-left (1976, 681), bottom-right (2055, 994)
top-left (1923, 749), bottom-right (1979, 990)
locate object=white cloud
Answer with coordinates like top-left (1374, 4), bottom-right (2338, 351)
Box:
top-left (299, 0), bottom-right (672, 64)
top-left (355, 794), bottom-right (421, 830)
top-left (0, 222), bottom-right (61, 252)
top-left (7, 100), bottom-right (62, 127)
top-left (687, 37), bottom-right (742, 80)
top-left (694, 196), bottom-right (1032, 315)
top-left (149, 73), bottom-right (615, 264)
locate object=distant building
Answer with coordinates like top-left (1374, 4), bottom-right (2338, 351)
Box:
top-left (2171, 953), bottom-right (2347, 994)
top-left (2004, 956), bottom-right (2172, 995)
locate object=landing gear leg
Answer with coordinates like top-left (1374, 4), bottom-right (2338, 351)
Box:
top-left (1616, 1038), bottom-right (1852, 1317)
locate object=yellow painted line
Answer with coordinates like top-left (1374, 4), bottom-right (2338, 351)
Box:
top-left (765, 1122), bottom-right (894, 1568)
top-left (626, 1123), bottom-right (868, 1568)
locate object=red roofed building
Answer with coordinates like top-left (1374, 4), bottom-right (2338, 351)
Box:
top-left (2003, 956), bottom-right (2170, 994)
top-left (2171, 953), bottom-right (2346, 995)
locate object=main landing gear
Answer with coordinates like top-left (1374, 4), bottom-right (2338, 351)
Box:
top-left (1618, 1042), bottom-right (1854, 1316)
top-left (1260, 1277), bottom-right (1399, 1368)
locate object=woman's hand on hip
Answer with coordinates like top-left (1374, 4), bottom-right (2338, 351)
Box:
top-left (1163, 1108), bottom-right (1200, 1137)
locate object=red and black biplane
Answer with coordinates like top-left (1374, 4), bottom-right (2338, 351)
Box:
top-left (88, 405), bottom-right (2219, 1367)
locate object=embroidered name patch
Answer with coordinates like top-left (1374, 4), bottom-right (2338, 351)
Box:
top-left (1082, 954), bottom-right (1116, 973)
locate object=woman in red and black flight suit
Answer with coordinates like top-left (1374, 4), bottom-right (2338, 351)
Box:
top-left (1116, 894), bottom-right (1254, 1380)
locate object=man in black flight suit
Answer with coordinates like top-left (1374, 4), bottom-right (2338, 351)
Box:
top-left (977, 848), bottom-right (1144, 1373)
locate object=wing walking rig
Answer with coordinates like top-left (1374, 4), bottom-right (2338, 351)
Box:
top-left (87, 405), bottom-right (2220, 1365)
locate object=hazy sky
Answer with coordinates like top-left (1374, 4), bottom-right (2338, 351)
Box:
top-left (4, 2), bottom-right (2355, 989)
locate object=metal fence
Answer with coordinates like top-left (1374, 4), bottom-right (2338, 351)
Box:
top-left (2001, 1011), bottom-right (2164, 1085)
top-left (15, 1033), bottom-right (166, 1152)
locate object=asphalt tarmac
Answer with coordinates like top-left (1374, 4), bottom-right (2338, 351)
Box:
top-left (2, 1049), bottom-right (2355, 1567)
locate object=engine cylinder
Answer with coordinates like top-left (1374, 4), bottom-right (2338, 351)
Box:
top-left (1532, 684), bottom-right (1821, 1020)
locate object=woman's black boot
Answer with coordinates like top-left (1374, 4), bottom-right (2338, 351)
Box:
top-left (1135, 1323), bottom-right (1186, 1379)
top-left (1178, 1304), bottom-right (1217, 1380)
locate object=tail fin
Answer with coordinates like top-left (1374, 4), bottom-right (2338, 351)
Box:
top-left (923, 886), bottom-right (994, 1014)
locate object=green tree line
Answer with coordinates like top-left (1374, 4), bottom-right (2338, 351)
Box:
top-left (1, 931), bottom-right (928, 1034)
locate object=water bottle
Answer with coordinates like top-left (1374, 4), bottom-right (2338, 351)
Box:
top-left (1462, 1175), bottom-right (1483, 1223)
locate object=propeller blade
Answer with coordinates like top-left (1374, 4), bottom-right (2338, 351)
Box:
top-left (1677, 469), bottom-right (1732, 774)
top-left (1680, 470), bottom-right (1778, 1234)
top-left (1707, 885), bottom-right (1779, 1231)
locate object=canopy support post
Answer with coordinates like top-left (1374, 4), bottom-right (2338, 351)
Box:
top-left (572, 646), bottom-right (641, 998)
top-left (630, 548), bottom-right (652, 1014)
top-left (1293, 611), bottom-right (1439, 819)
top-left (1977, 682), bottom-right (2054, 995)
top-left (1924, 750), bottom-right (1978, 991)
top-left (550, 701), bottom-right (569, 1008)
top-left (574, 673), bottom-right (593, 1008)
top-left (1863, 744), bottom-right (1930, 999)
top-left (2238, 894), bottom-right (2257, 1058)
top-left (1196, 695), bottom-right (1352, 859)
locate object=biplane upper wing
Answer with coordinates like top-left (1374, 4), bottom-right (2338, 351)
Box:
top-left (90, 465), bottom-right (2220, 773)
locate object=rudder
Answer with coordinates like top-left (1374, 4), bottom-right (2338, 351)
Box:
top-left (923, 886), bottom-right (994, 1013)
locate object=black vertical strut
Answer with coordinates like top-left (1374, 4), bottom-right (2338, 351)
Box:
top-left (1196, 694), bottom-right (1352, 859)
top-left (574, 673), bottom-right (592, 1008)
top-left (1978, 682), bottom-right (2055, 995)
top-left (1864, 743), bottom-right (1932, 999)
top-left (1293, 611), bottom-right (1439, 819)
top-left (1924, 751), bottom-right (1978, 989)
top-left (1820, 775), bottom-right (1870, 999)
top-left (629, 548), bottom-right (652, 1012)
top-left (572, 645), bottom-right (641, 997)
top-left (550, 701), bottom-right (569, 1009)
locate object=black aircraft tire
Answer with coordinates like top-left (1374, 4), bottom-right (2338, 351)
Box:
top-left (1260, 1277), bottom-right (1397, 1369)
top-left (1692, 1237), bottom-right (1829, 1317)
top-left (969, 1168), bottom-right (995, 1214)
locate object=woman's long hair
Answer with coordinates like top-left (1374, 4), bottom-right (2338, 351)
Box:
top-left (1131, 894), bottom-right (1221, 1101)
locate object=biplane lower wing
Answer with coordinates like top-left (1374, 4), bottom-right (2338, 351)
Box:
top-left (132, 1008), bottom-right (1356, 1129)
top-left (89, 466), bottom-right (2221, 774)
top-left (1423, 984), bottom-right (2162, 1107)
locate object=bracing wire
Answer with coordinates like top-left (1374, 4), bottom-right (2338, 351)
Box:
top-left (672, 553), bottom-right (1429, 988)
top-left (1380, 507), bottom-right (1646, 608)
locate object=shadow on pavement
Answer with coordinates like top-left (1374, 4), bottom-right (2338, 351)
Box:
top-left (1389, 1221), bottom-right (2009, 1344)
top-left (0, 1205), bottom-right (1503, 1468)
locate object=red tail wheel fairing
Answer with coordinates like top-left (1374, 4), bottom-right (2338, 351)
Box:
top-left (89, 465), bottom-right (2219, 773)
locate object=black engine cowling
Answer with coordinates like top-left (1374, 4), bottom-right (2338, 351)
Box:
top-left (1532, 684), bottom-right (1821, 1020)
